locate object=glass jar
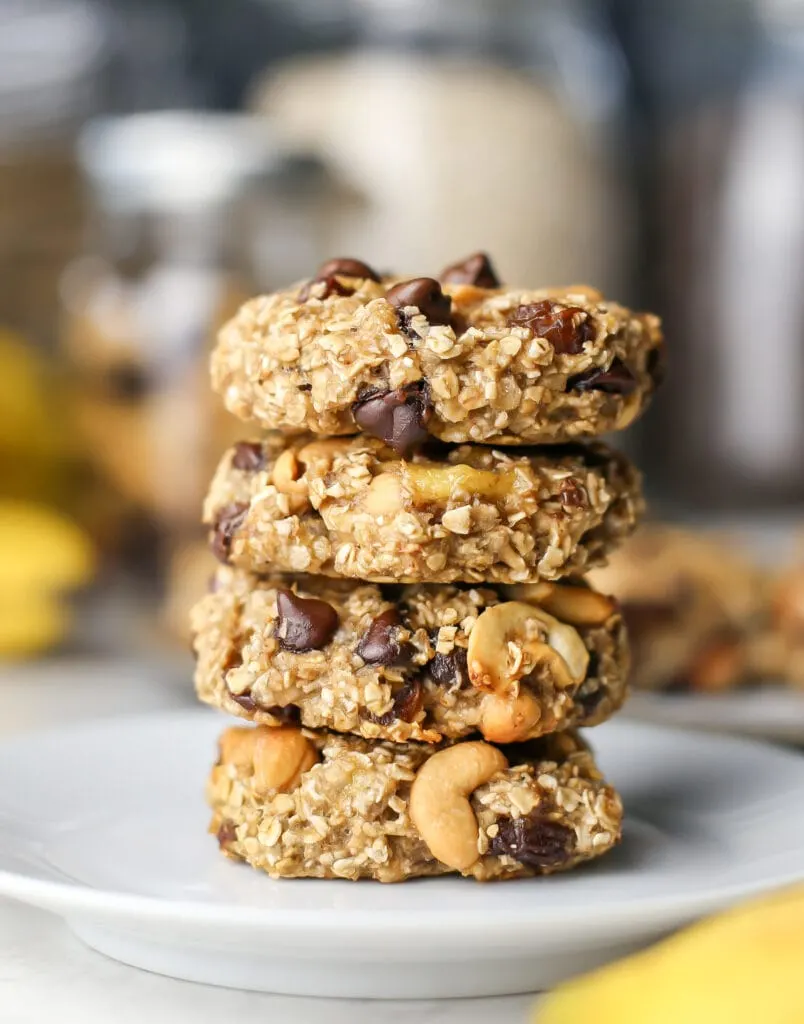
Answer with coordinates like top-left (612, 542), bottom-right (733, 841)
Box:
top-left (252, 0), bottom-right (633, 296)
top-left (631, 0), bottom-right (804, 511)
top-left (61, 112), bottom-right (322, 565)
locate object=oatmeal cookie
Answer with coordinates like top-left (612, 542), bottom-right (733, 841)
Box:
top-left (192, 568), bottom-right (628, 744)
top-left (211, 254), bottom-right (663, 448)
top-left (588, 525), bottom-right (765, 692)
top-left (751, 565), bottom-right (804, 690)
top-left (203, 435), bottom-right (643, 584)
top-left (208, 725), bottom-right (622, 882)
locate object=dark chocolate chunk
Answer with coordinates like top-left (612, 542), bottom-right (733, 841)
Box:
top-left (489, 814), bottom-right (575, 868)
top-left (298, 274), bottom-right (353, 302)
top-left (298, 257), bottom-right (381, 301)
top-left (385, 277), bottom-right (452, 326)
top-left (355, 608), bottom-right (412, 665)
top-left (230, 691), bottom-right (257, 713)
top-left (352, 380), bottom-right (432, 456)
top-left (568, 358), bottom-right (638, 395)
top-left (275, 590), bottom-right (339, 653)
top-left (510, 301), bottom-right (594, 355)
top-left (429, 646), bottom-right (469, 688)
top-left (439, 252), bottom-right (500, 288)
top-left (231, 441), bottom-right (266, 472)
top-left (210, 502), bottom-right (248, 563)
top-left (316, 257), bottom-right (380, 282)
top-left (266, 704), bottom-right (301, 725)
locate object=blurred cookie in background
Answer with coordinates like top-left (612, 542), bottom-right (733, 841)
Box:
top-left (588, 525), bottom-right (766, 693)
top-left (755, 563), bottom-right (804, 690)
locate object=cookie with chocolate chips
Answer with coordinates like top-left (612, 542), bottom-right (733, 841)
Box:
top-left (191, 567), bottom-right (629, 745)
top-left (212, 256), bottom-right (663, 444)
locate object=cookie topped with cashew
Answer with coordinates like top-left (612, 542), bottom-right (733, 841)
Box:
top-left (192, 569), bottom-right (628, 745)
top-left (212, 253), bottom-right (663, 447)
top-left (209, 726), bottom-right (622, 882)
top-left (203, 434), bottom-right (643, 584)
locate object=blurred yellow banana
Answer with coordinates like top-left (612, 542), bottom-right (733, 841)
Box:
top-left (538, 886), bottom-right (804, 1024)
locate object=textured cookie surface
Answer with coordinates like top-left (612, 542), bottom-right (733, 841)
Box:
top-left (211, 255), bottom-right (663, 447)
top-left (193, 569), bottom-right (629, 744)
top-left (208, 726), bottom-right (622, 882)
top-left (204, 435), bottom-right (643, 584)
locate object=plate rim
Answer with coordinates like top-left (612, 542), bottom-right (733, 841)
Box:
top-left (1, 710), bottom-right (803, 949)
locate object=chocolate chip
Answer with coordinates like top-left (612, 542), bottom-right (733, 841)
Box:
top-left (298, 274), bottom-right (353, 302)
top-left (510, 301), bottom-right (594, 355)
top-left (568, 358), bottom-right (638, 395)
top-left (489, 814), bottom-right (575, 869)
top-left (439, 252), bottom-right (500, 288)
top-left (298, 257), bottom-right (381, 301)
top-left (230, 691), bottom-right (256, 712)
top-left (429, 647), bottom-right (469, 688)
top-left (266, 704), bottom-right (301, 725)
top-left (356, 608), bottom-right (412, 665)
top-left (210, 502), bottom-right (248, 563)
top-left (231, 441), bottom-right (265, 472)
top-left (275, 590), bottom-right (339, 653)
top-left (317, 257), bottom-right (381, 282)
top-left (352, 380), bottom-right (432, 456)
top-left (386, 278), bottom-right (452, 326)
top-left (370, 679), bottom-right (424, 726)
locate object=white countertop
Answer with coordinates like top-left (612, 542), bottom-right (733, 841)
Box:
top-left (0, 657), bottom-right (540, 1023)
top-left (0, 900), bottom-right (536, 1024)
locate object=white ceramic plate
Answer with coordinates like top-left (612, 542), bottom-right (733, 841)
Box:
top-left (624, 687), bottom-right (804, 745)
top-left (0, 711), bottom-right (802, 999)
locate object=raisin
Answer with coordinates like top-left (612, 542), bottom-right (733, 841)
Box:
top-left (210, 502), bottom-right (248, 563)
top-left (231, 441), bottom-right (265, 472)
top-left (489, 814), bottom-right (575, 868)
top-left (429, 647), bottom-right (469, 688)
top-left (510, 301), bottom-right (594, 355)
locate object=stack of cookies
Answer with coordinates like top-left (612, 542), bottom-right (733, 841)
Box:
top-left (192, 253), bottom-right (664, 882)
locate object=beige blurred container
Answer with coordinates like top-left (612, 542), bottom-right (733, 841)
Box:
top-left (252, 0), bottom-right (632, 294)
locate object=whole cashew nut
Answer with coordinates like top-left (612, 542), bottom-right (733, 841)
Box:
top-left (409, 741), bottom-right (509, 871)
top-left (510, 582), bottom-right (617, 627)
top-left (479, 690), bottom-right (544, 744)
top-left (467, 602), bottom-right (589, 695)
top-left (271, 449), bottom-right (307, 498)
top-left (252, 726), bottom-right (319, 794)
top-left (219, 726), bottom-right (258, 768)
top-left (219, 725), bottom-right (319, 795)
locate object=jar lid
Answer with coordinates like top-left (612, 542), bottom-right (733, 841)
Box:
top-left (78, 112), bottom-right (283, 211)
